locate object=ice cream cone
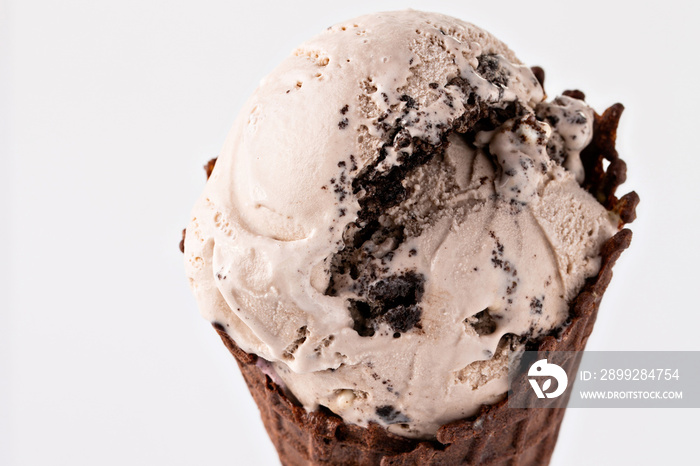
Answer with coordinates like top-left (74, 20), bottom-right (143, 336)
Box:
top-left (185, 11), bottom-right (640, 464)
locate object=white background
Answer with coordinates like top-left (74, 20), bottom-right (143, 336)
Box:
top-left (3, 1), bottom-right (699, 465)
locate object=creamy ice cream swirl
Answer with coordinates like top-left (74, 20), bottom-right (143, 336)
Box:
top-left (185, 10), bottom-right (619, 438)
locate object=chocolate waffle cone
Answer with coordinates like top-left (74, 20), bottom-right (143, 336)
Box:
top-left (207, 98), bottom-right (639, 466)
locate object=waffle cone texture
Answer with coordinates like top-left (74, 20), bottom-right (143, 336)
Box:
top-left (204, 98), bottom-right (639, 466)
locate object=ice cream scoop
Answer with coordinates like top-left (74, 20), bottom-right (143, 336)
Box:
top-left (184, 10), bottom-right (621, 439)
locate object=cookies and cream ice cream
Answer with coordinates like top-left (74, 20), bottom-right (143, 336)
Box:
top-left (184, 10), bottom-right (620, 439)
